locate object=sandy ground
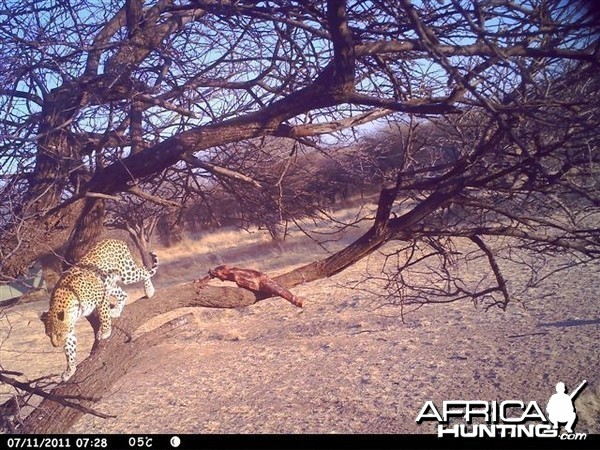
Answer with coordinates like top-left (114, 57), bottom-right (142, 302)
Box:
top-left (1, 213), bottom-right (599, 434)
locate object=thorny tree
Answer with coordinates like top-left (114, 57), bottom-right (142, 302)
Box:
top-left (0, 0), bottom-right (599, 432)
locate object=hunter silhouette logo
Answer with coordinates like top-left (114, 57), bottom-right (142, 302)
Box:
top-left (546, 380), bottom-right (587, 434)
top-left (416, 379), bottom-right (588, 438)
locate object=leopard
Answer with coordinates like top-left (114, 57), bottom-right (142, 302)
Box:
top-left (40, 239), bottom-right (158, 381)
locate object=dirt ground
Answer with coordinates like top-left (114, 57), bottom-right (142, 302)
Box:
top-left (1, 217), bottom-right (599, 434)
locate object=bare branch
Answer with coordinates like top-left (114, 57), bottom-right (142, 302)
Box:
top-left (469, 235), bottom-right (511, 309)
top-left (276, 108), bottom-right (394, 137)
top-left (0, 372), bottom-right (115, 420)
top-left (355, 40), bottom-right (599, 63)
top-left (84, 192), bottom-right (120, 201)
top-left (127, 186), bottom-right (182, 208)
top-left (182, 154), bottom-right (265, 190)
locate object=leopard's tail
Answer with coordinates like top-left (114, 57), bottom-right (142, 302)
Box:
top-left (142, 251), bottom-right (159, 299)
top-left (147, 251), bottom-right (159, 277)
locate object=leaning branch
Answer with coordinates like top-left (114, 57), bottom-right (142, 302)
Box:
top-left (127, 186), bottom-right (182, 208)
top-left (182, 155), bottom-right (265, 190)
top-left (85, 192), bottom-right (120, 201)
top-left (469, 235), bottom-right (510, 310)
top-left (0, 373), bottom-right (115, 420)
top-left (275, 108), bottom-right (394, 137)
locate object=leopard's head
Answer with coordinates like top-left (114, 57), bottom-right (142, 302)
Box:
top-left (40, 291), bottom-right (73, 347)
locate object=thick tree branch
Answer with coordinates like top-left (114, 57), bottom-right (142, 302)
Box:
top-left (326, 0), bottom-right (355, 91)
top-left (355, 39), bottom-right (599, 62)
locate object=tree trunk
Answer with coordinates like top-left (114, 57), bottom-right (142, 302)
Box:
top-left (0, 200), bottom-right (86, 282)
top-left (63, 199), bottom-right (107, 268)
